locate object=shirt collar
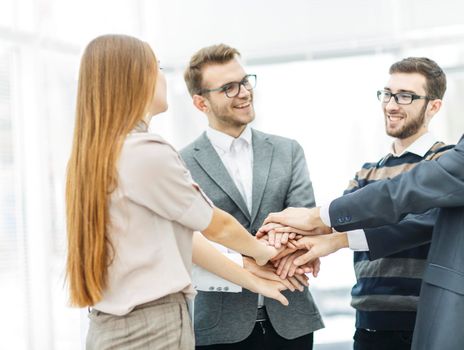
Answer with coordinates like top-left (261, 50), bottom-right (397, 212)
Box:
top-left (390, 132), bottom-right (438, 157)
top-left (206, 125), bottom-right (252, 152)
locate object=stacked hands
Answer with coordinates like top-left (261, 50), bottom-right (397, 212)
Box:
top-left (248, 207), bottom-right (349, 298)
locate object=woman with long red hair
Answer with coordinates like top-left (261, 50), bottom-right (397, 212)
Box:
top-left (66, 34), bottom-right (289, 349)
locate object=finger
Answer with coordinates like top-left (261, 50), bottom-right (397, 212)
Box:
top-left (294, 273), bottom-right (309, 287)
top-left (274, 233), bottom-right (282, 249)
top-left (287, 259), bottom-right (300, 277)
top-left (276, 255), bottom-right (289, 275)
top-left (281, 233), bottom-right (289, 246)
top-left (279, 277), bottom-right (295, 292)
top-left (313, 258), bottom-right (321, 277)
top-left (293, 250), bottom-right (316, 266)
top-left (302, 266), bottom-right (312, 273)
top-left (288, 276), bottom-right (304, 291)
top-left (280, 255), bottom-right (295, 279)
top-left (258, 223), bottom-right (281, 233)
top-left (286, 241), bottom-right (297, 249)
top-left (263, 213), bottom-right (278, 225)
top-left (268, 230), bottom-right (276, 247)
top-left (255, 230), bottom-right (265, 238)
top-left (276, 291), bottom-right (289, 306)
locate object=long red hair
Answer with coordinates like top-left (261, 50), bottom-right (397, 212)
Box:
top-left (66, 35), bottom-right (158, 307)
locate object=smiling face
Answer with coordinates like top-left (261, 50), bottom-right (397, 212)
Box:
top-left (194, 58), bottom-right (255, 137)
top-left (383, 72), bottom-right (431, 140)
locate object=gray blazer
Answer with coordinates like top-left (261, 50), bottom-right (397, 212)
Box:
top-left (329, 136), bottom-right (464, 350)
top-left (181, 129), bottom-right (324, 346)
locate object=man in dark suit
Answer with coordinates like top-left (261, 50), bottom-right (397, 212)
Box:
top-left (181, 44), bottom-right (324, 349)
top-left (262, 134), bottom-right (464, 349)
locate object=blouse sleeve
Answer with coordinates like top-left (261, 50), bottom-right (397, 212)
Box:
top-left (119, 136), bottom-right (213, 231)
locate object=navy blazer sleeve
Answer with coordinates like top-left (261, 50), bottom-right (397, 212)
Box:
top-left (330, 136), bottom-right (464, 231)
top-left (364, 208), bottom-right (437, 260)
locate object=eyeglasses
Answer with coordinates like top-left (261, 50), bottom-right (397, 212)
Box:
top-left (377, 90), bottom-right (430, 105)
top-left (199, 74), bottom-right (257, 98)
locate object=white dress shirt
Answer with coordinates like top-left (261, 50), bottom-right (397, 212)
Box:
top-left (192, 126), bottom-right (255, 294)
top-left (321, 133), bottom-right (440, 251)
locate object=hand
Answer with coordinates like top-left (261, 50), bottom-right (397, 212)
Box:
top-left (257, 223), bottom-right (299, 248)
top-left (263, 207), bottom-right (329, 232)
top-left (254, 241), bottom-right (285, 266)
top-left (243, 257), bottom-right (308, 292)
top-left (290, 232), bottom-right (349, 266)
top-left (249, 275), bottom-right (289, 306)
top-left (275, 251), bottom-right (321, 279)
top-left (266, 224), bottom-right (333, 237)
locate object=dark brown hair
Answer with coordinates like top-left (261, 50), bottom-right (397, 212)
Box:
top-left (389, 57), bottom-right (446, 99)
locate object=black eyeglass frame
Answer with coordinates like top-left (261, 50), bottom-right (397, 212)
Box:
top-left (198, 74), bottom-right (257, 98)
top-left (377, 90), bottom-right (432, 105)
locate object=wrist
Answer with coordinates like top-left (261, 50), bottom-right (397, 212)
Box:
top-left (333, 232), bottom-right (349, 250)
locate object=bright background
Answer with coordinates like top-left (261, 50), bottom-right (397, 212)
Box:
top-left (2, 1), bottom-right (464, 349)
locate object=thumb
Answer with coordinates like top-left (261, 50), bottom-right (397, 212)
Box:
top-left (293, 250), bottom-right (316, 266)
top-left (276, 290), bottom-right (289, 306)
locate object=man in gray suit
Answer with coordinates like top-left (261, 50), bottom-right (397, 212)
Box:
top-left (262, 136), bottom-right (464, 350)
top-left (181, 44), bottom-right (324, 349)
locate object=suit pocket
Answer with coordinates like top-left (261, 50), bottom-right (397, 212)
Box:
top-left (423, 264), bottom-right (464, 295)
top-left (194, 292), bottom-right (223, 331)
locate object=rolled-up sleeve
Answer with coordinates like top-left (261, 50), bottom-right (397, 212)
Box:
top-left (121, 137), bottom-right (213, 231)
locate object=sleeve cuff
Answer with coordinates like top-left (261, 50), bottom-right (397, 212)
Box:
top-left (320, 202), bottom-right (332, 227)
top-left (191, 253), bottom-right (243, 293)
top-left (178, 192), bottom-right (214, 231)
top-left (347, 229), bottom-right (369, 251)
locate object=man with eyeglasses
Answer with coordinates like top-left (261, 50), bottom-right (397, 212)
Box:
top-left (261, 57), bottom-right (462, 350)
top-left (339, 57), bottom-right (453, 350)
top-left (180, 44), bottom-right (323, 349)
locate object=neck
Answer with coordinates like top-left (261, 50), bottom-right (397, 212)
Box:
top-left (393, 129), bottom-right (427, 155)
top-left (209, 123), bottom-right (247, 139)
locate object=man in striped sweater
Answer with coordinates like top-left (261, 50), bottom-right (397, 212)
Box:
top-left (345, 57), bottom-right (453, 350)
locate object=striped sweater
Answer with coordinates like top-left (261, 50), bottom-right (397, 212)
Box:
top-left (344, 140), bottom-right (453, 331)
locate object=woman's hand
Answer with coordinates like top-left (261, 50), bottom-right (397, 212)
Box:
top-left (248, 275), bottom-right (289, 306)
top-left (243, 257), bottom-right (308, 292)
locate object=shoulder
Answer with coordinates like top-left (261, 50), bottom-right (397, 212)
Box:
top-left (180, 133), bottom-right (206, 159)
top-left (121, 132), bottom-right (183, 173)
top-left (426, 142), bottom-right (455, 160)
top-left (252, 128), bottom-right (300, 149)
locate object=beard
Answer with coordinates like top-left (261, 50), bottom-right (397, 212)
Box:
top-left (208, 97), bottom-right (255, 128)
top-left (385, 102), bottom-right (427, 139)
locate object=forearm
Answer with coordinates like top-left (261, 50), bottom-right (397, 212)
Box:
top-left (202, 207), bottom-right (273, 263)
top-left (192, 232), bottom-right (259, 292)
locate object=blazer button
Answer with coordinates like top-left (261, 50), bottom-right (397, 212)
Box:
top-left (216, 287), bottom-right (222, 291)
top-left (251, 229), bottom-right (257, 235)
top-left (209, 287), bottom-right (214, 291)
top-left (345, 216), bottom-right (352, 222)
top-left (224, 287), bottom-right (229, 291)
top-left (337, 217), bottom-right (344, 224)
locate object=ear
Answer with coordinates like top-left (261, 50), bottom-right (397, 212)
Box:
top-left (193, 94), bottom-right (209, 113)
top-left (428, 98), bottom-right (442, 117)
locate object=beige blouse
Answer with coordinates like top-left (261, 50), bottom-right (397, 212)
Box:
top-left (94, 130), bottom-right (213, 316)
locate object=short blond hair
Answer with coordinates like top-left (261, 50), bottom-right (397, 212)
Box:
top-left (184, 44), bottom-right (240, 96)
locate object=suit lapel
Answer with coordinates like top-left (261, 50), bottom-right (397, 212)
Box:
top-left (192, 132), bottom-right (251, 220)
top-left (250, 130), bottom-right (273, 224)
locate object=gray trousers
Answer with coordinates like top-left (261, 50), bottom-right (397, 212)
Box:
top-left (86, 292), bottom-right (194, 350)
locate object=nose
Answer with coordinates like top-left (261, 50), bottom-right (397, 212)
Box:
top-left (237, 83), bottom-right (251, 98)
top-left (385, 96), bottom-right (399, 111)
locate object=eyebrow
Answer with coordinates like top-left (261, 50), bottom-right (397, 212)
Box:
top-left (383, 88), bottom-right (419, 94)
top-left (219, 75), bottom-right (249, 87)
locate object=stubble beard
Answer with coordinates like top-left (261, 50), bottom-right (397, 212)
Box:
top-left (385, 103), bottom-right (427, 139)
